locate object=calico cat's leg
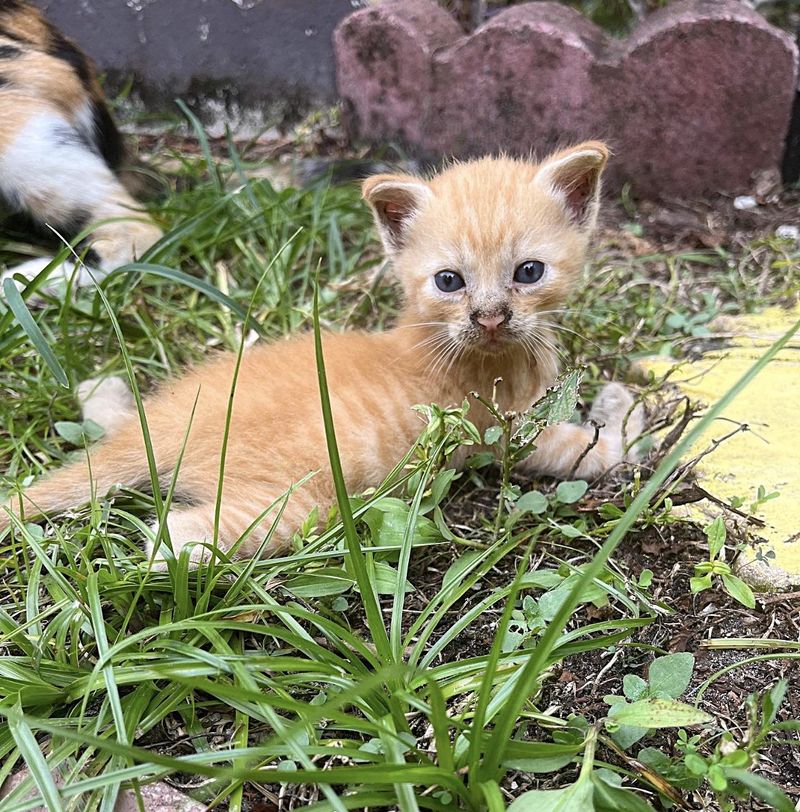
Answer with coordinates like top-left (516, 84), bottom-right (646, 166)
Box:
top-left (518, 383), bottom-right (644, 481)
top-left (77, 376), bottom-right (135, 436)
top-left (0, 109), bottom-right (160, 294)
top-left (146, 483), bottom-right (320, 566)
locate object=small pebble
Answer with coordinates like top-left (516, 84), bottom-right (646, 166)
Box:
top-left (733, 195), bottom-right (758, 210)
top-left (775, 224), bottom-right (799, 241)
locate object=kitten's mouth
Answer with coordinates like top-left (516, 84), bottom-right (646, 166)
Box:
top-left (469, 329), bottom-right (513, 352)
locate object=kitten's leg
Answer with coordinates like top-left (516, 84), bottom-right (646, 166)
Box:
top-left (518, 382), bottom-right (644, 481)
top-left (77, 376), bottom-right (135, 436)
top-left (146, 484), bottom-right (320, 566)
top-left (0, 109), bottom-right (161, 295)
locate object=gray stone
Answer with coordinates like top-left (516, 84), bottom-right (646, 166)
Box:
top-left (0, 770), bottom-right (207, 812)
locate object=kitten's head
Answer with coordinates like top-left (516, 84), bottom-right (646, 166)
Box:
top-left (363, 142), bottom-right (608, 359)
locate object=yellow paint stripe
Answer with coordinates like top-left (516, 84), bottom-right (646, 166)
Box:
top-left (642, 304), bottom-right (800, 589)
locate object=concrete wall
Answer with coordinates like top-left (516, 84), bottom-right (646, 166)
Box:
top-left (31, 0), bottom-right (356, 131)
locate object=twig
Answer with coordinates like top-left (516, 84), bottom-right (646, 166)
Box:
top-left (568, 420), bottom-right (601, 480)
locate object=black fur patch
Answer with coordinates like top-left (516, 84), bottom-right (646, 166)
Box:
top-left (0, 206), bottom-right (91, 244)
top-left (0, 43), bottom-right (20, 58)
top-left (44, 27), bottom-right (126, 171)
top-left (64, 208), bottom-right (91, 234)
top-left (91, 99), bottom-right (125, 171)
top-left (0, 73), bottom-right (9, 88)
top-left (82, 246), bottom-right (101, 267)
top-left (48, 29), bottom-right (92, 89)
top-left (0, 1), bottom-right (26, 16)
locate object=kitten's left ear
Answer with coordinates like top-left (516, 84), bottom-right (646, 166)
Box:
top-left (534, 141), bottom-right (610, 229)
top-left (362, 174), bottom-right (433, 253)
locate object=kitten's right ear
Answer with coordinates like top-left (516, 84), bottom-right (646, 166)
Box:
top-left (362, 174), bottom-right (433, 253)
top-left (534, 141), bottom-right (610, 229)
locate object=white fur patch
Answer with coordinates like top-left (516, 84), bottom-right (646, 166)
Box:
top-left (0, 112), bottom-right (137, 295)
top-left (0, 256), bottom-right (105, 298)
top-left (77, 376), bottom-right (135, 435)
top-left (0, 112), bottom-right (119, 224)
top-left (147, 510), bottom-right (215, 569)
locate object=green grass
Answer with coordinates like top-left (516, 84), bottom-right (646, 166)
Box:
top-left (0, 144), bottom-right (799, 811)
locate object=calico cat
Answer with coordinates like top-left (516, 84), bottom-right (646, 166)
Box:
top-left (1, 142), bottom-right (643, 564)
top-left (0, 0), bottom-right (160, 290)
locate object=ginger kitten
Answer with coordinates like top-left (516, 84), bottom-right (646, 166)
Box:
top-left (0, 0), bottom-right (160, 290)
top-left (1, 142), bottom-right (642, 563)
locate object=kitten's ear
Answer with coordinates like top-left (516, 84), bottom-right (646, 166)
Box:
top-left (534, 141), bottom-right (609, 228)
top-left (362, 174), bottom-right (433, 253)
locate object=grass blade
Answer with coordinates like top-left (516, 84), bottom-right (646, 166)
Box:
top-left (312, 279), bottom-right (393, 664)
top-left (5, 704), bottom-right (62, 811)
top-left (107, 262), bottom-right (265, 337)
top-left (2, 278), bottom-right (68, 387)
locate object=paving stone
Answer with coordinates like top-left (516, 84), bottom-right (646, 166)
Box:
top-left (612, 1), bottom-right (800, 196)
top-left (334, 0), bottom-right (799, 196)
top-left (0, 770), bottom-right (207, 812)
top-left (642, 304), bottom-right (800, 591)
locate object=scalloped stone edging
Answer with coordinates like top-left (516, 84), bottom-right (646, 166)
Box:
top-left (334, 0), bottom-right (799, 197)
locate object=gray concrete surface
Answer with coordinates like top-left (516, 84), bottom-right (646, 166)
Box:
top-left (31, 0), bottom-right (358, 131)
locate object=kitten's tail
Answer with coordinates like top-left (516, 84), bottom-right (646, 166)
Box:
top-left (0, 425), bottom-right (157, 531)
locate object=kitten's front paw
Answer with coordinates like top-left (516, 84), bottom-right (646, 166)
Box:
top-left (1, 258), bottom-right (107, 302)
top-left (589, 382), bottom-right (644, 462)
top-left (589, 382), bottom-right (633, 428)
top-left (2, 258), bottom-right (76, 299)
top-left (145, 509), bottom-right (221, 569)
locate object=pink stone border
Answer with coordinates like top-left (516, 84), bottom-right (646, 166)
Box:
top-left (334, 0), bottom-right (799, 196)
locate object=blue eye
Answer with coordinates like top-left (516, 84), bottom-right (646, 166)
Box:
top-left (514, 260), bottom-right (545, 284)
top-left (434, 271), bottom-right (465, 292)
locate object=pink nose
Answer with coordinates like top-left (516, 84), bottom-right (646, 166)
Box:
top-left (476, 313), bottom-right (506, 331)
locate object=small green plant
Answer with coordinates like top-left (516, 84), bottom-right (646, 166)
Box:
top-left (640, 681), bottom-right (798, 812)
top-left (604, 653), bottom-right (703, 749)
top-left (470, 367), bottom-right (592, 538)
top-left (690, 516), bottom-right (756, 609)
top-left (729, 483), bottom-right (781, 516)
top-left (597, 472), bottom-right (680, 534)
top-left (688, 680), bottom-right (797, 812)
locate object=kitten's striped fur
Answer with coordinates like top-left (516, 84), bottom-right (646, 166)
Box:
top-left (1, 143), bottom-right (643, 564)
top-left (0, 0), bottom-right (160, 290)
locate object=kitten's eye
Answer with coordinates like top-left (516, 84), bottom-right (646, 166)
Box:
top-left (434, 270), bottom-right (466, 292)
top-left (514, 260), bottom-right (545, 284)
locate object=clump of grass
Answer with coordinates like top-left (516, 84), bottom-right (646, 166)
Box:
top-left (0, 133), bottom-right (799, 812)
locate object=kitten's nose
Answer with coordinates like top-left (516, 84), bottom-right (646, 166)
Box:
top-left (475, 312), bottom-right (506, 332)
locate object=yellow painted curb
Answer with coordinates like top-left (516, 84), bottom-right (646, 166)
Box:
top-left (642, 304), bottom-right (800, 590)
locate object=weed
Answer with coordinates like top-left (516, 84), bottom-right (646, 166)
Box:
top-left (690, 517), bottom-right (756, 609)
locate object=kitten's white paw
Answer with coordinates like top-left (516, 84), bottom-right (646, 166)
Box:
top-left (146, 509), bottom-right (218, 569)
top-left (1, 257), bottom-right (106, 299)
top-left (77, 376), bottom-right (135, 434)
top-left (2, 257), bottom-right (74, 292)
top-left (589, 382), bottom-right (644, 464)
top-left (589, 382), bottom-right (634, 428)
